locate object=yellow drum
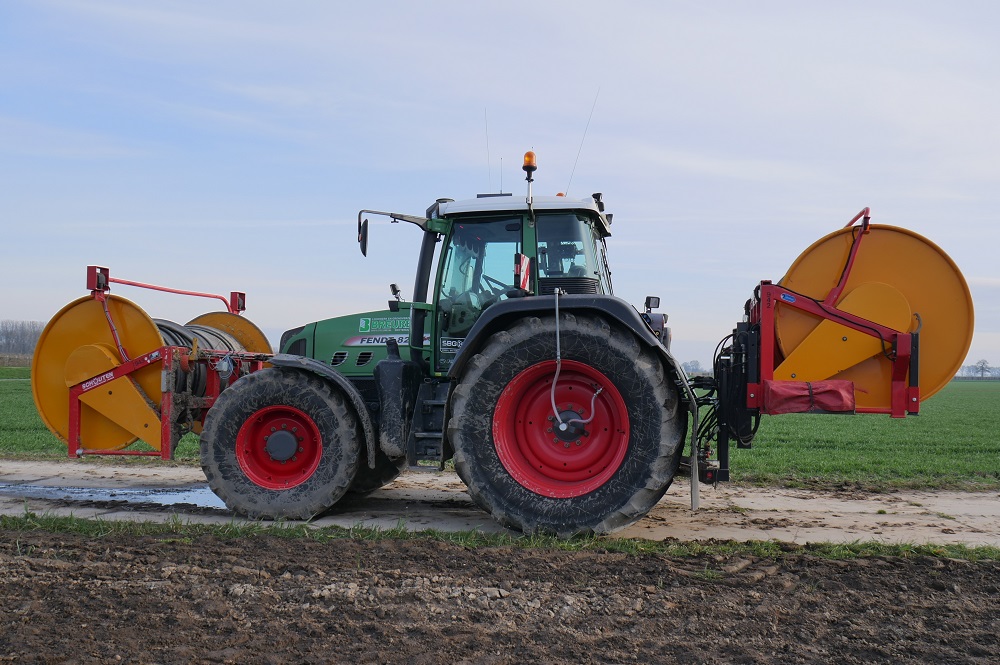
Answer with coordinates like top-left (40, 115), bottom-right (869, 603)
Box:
top-left (31, 295), bottom-right (164, 451)
top-left (186, 312), bottom-right (272, 354)
top-left (775, 224), bottom-right (974, 410)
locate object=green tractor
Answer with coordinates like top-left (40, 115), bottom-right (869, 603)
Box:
top-left (32, 151), bottom-right (974, 537)
top-left (200, 152), bottom-right (689, 536)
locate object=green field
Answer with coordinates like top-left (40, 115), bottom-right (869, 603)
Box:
top-left (2, 365), bottom-right (997, 489)
top-left (730, 381), bottom-right (1000, 489)
top-left (0, 366), bottom-right (201, 460)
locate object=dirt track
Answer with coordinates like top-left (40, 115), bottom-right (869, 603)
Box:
top-left (1, 460), bottom-right (998, 546)
top-left (1, 460), bottom-right (999, 663)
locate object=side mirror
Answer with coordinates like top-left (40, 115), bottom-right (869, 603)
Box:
top-left (644, 295), bottom-right (660, 313)
top-left (358, 218), bottom-right (369, 257)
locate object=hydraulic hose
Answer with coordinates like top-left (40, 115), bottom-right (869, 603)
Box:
top-left (550, 289), bottom-right (603, 430)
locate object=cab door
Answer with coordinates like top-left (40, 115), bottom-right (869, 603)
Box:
top-left (433, 216), bottom-right (524, 373)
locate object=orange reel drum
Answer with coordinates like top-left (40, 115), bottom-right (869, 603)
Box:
top-left (775, 224), bottom-right (974, 410)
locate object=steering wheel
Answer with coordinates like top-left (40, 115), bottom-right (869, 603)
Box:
top-left (480, 273), bottom-right (509, 295)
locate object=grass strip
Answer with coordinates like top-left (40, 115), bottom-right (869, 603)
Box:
top-left (3, 511), bottom-right (998, 562)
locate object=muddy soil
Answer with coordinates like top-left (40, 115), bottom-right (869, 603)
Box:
top-left (1, 461), bottom-right (999, 663)
top-left (1, 529), bottom-right (998, 664)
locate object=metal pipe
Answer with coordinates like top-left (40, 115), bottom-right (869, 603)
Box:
top-left (109, 277), bottom-right (237, 314)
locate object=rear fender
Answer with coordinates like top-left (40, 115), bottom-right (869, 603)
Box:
top-left (447, 295), bottom-right (687, 387)
top-left (269, 354), bottom-right (376, 469)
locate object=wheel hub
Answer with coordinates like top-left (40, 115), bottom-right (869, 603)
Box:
top-left (265, 430), bottom-right (298, 462)
top-left (236, 406), bottom-right (322, 490)
top-left (551, 410), bottom-right (586, 442)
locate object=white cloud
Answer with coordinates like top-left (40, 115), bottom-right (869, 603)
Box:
top-left (0, 115), bottom-right (142, 158)
top-left (632, 145), bottom-right (824, 184)
top-left (3, 0), bottom-right (999, 367)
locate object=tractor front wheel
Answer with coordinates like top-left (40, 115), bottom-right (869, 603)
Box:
top-left (200, 367), bottom-right (361, 519)
top-left (449, 313), bottom-right (684, 537)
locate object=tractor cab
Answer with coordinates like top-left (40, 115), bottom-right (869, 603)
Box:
top-left (276, 158), bottom-right (618, 378)
top-left (430, 194), bottom-right (613, 372)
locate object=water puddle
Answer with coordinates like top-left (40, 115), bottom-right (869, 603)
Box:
top-left (0, 483), bottom-right (228, 510)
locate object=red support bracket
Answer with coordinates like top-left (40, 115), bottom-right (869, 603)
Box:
top-left (747, 282), bottom-right (919, 418)
top-left (824, 207), bottom-right (871, 306)
top-left (86, 265), bottom-right (110, 293)
top-left (744, 207), bottom-right (922, 419)
top-left (67, 346), bottom-right (271, 458)
top-left (67, 346), bottom-right (170, 458)
top-left (230, 291), bottom-right (247, 314)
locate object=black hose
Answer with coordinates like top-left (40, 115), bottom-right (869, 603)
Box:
top-left (154, 319), bottom-right (246, 397)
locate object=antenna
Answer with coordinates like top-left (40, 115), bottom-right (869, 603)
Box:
top-left (565, 87), bottom-right (601, 196)
top-left (484, 107), bottom-right (492, 191)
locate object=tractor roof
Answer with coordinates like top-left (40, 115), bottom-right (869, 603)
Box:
top-left (435, 194), bottom-right (612, 235)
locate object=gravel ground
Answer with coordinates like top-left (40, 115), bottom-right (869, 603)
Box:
top-left (1, 530), bottom-right (998, 664)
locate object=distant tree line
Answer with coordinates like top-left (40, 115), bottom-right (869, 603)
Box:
top-left (682, 360), bottom-right (707, 375)
top-left (957, 359), bottom-right (999, 379)
top-left (0, 320), bottom-right (44, 355)
top-left (2, 319), bottom-right (996, 380)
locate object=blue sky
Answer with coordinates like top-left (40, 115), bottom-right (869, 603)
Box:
top-left (2, 0), bottom-right (997, 369)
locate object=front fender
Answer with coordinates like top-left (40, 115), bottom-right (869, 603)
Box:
top-left (269, 354), bottom-right (376, 469)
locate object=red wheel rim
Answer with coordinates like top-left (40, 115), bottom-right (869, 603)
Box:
top-left (236, 405), bottom-right (323, 490)
top-left (493, 360), bottom-right (629, 498)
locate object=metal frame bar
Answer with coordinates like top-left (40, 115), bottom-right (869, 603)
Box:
top-left (86, 265), bottom-right (245, 314)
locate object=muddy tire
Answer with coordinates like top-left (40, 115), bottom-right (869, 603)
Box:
top-left (449, 313), bottom-right (684, 537)
top-left (200, 367), bottom-right (361, 520)
top-left (348, 449), bottom-right (407, 495)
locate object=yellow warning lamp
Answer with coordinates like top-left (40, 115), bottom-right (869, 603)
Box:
top-left (522, 151), bottom-right (537, 181)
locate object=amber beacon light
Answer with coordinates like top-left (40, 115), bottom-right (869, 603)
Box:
top-left (522, 151), bottom-right (537, 178)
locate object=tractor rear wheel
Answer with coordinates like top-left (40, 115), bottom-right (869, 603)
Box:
top-left (200, 367), bottom-right (361, 520)
top-left (449, 313), bottom-right (684, 537)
